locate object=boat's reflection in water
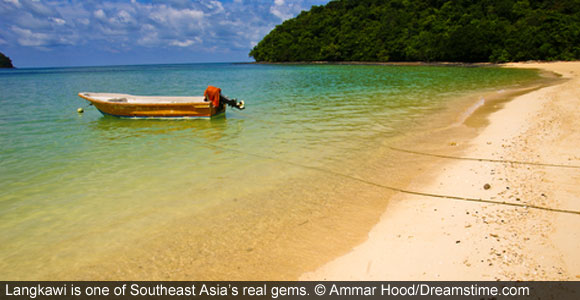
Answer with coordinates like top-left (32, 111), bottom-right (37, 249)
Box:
top-left (88, 113), bottom-right (245, 145)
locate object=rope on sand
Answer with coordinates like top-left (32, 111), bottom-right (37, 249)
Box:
top-left (199, 141), bottom-right (580, 216)
top-left (388, 146), bottom-right (580, 169)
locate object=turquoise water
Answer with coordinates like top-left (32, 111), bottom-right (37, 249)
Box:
top-left (0, 63), bottom-right (541, 279)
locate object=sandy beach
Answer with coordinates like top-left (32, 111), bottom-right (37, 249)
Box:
top-left (302, 61), bottom-right (580, 281)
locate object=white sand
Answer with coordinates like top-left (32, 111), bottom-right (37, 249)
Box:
top-left (301, 62), bottom-right (580, 280)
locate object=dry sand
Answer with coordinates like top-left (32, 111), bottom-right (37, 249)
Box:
top-left (301, 61), bottom-right (580, 281)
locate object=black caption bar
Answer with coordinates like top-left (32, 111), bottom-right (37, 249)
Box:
top-left (1, 282), bottom-right (579, 300)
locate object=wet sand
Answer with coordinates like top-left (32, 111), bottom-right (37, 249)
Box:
top-left (302, 61), bottom-right (580, 280)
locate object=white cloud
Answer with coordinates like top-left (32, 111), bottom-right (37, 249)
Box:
top-left (94, 9), bottom-right (106, 20)
top-left (207, 1), bottom-right (224, 14)
top-left (1, 0), bottom-right (330, 54)
top-left (270, 0), bottom-right (299, 21)
top-left (270, 7), bottom-right (290, 20)
top-left (12, 25), bottom-right (52, 46)
top-left (51, 17), bottom-right (65, 25)
top-left (137, 25), bottom-right (159, 47)
top-left (77, 19), bottom-right (90, 26)
top-left (116, 10), bottom-right (133, 24)
top-left (3, 0), bottom-right (20, 8)
top-left (170, 39), bottom-right (195, 47)
top-left (150, 6), bottom-right (204, 23)
top-left (22, 0), bottom-right (53, 17)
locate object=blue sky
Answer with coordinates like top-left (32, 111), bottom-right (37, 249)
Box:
top-left (0, 0), bottom-right (331, 67)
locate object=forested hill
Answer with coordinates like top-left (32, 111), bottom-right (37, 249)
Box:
top-left (1, 51), bottom-right (14, 68)
top-left (249, 0), bottom-right (580, 63)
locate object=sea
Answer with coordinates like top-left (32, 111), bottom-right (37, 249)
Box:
top-left (0, 63), bottom-right (543, 280)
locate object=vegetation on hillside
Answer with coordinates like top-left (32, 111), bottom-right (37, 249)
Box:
top-left (250, 0), bottom-right (580, 62)
top-left (0, 51), bottom-right (14, 68)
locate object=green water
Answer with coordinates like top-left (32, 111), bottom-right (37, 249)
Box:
top-left (0, 63), bottom-right (541, 279)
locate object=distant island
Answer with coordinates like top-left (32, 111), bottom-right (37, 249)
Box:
top-left (250, 0), bottom-right (580, 63)
top-left (1, 51), bottom-right (14, 68)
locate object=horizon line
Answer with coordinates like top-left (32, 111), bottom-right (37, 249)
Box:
top-left (5, 60), bottom-right (256, 70)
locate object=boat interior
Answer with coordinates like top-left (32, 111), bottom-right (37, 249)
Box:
top-left (81, 92), bottom-right (207, 104)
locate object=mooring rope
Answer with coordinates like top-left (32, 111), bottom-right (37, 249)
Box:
top-left (228, 112), bottom-right (580, 170)
top-left (388, 146), bottom-right (580, 169)
top-left (197, 141), bottom-right (580, 216)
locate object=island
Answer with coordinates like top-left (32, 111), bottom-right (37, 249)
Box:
top-left (250, 0), bottom-right (580, 62)
top-left (1, 51), bottom-right (14, 68)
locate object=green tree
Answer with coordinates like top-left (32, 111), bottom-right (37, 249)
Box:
top-left (249, 0), bottom-right (580, 63)
top-left (0, 51), bottom-right (14, 68)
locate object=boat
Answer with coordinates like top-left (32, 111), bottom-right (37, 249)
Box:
top-left (78, 86), bottom-right (244, 119)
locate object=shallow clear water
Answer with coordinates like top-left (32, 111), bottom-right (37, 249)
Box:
top-left (0, 63), bottom-right (540, 279)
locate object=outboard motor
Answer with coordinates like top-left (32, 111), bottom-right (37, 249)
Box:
top-left (204, 86), bottom-right (245, 110)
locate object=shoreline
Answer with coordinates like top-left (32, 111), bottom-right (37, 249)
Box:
top-left (243, 61), bottom-right (498, 68)
top-left (301, 61), bottom-right (580, 280)
top-left (63, 63), bottom-right (562, 281)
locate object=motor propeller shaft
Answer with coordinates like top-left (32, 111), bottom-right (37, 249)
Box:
top-left (220, 95), bottom-right (245, 110)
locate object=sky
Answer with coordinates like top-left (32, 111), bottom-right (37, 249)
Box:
top-left (0, 0), bottom-right (331, 67)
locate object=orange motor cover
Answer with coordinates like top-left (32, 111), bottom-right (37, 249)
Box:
top-left (204, 86), bottom-right (221, 107)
